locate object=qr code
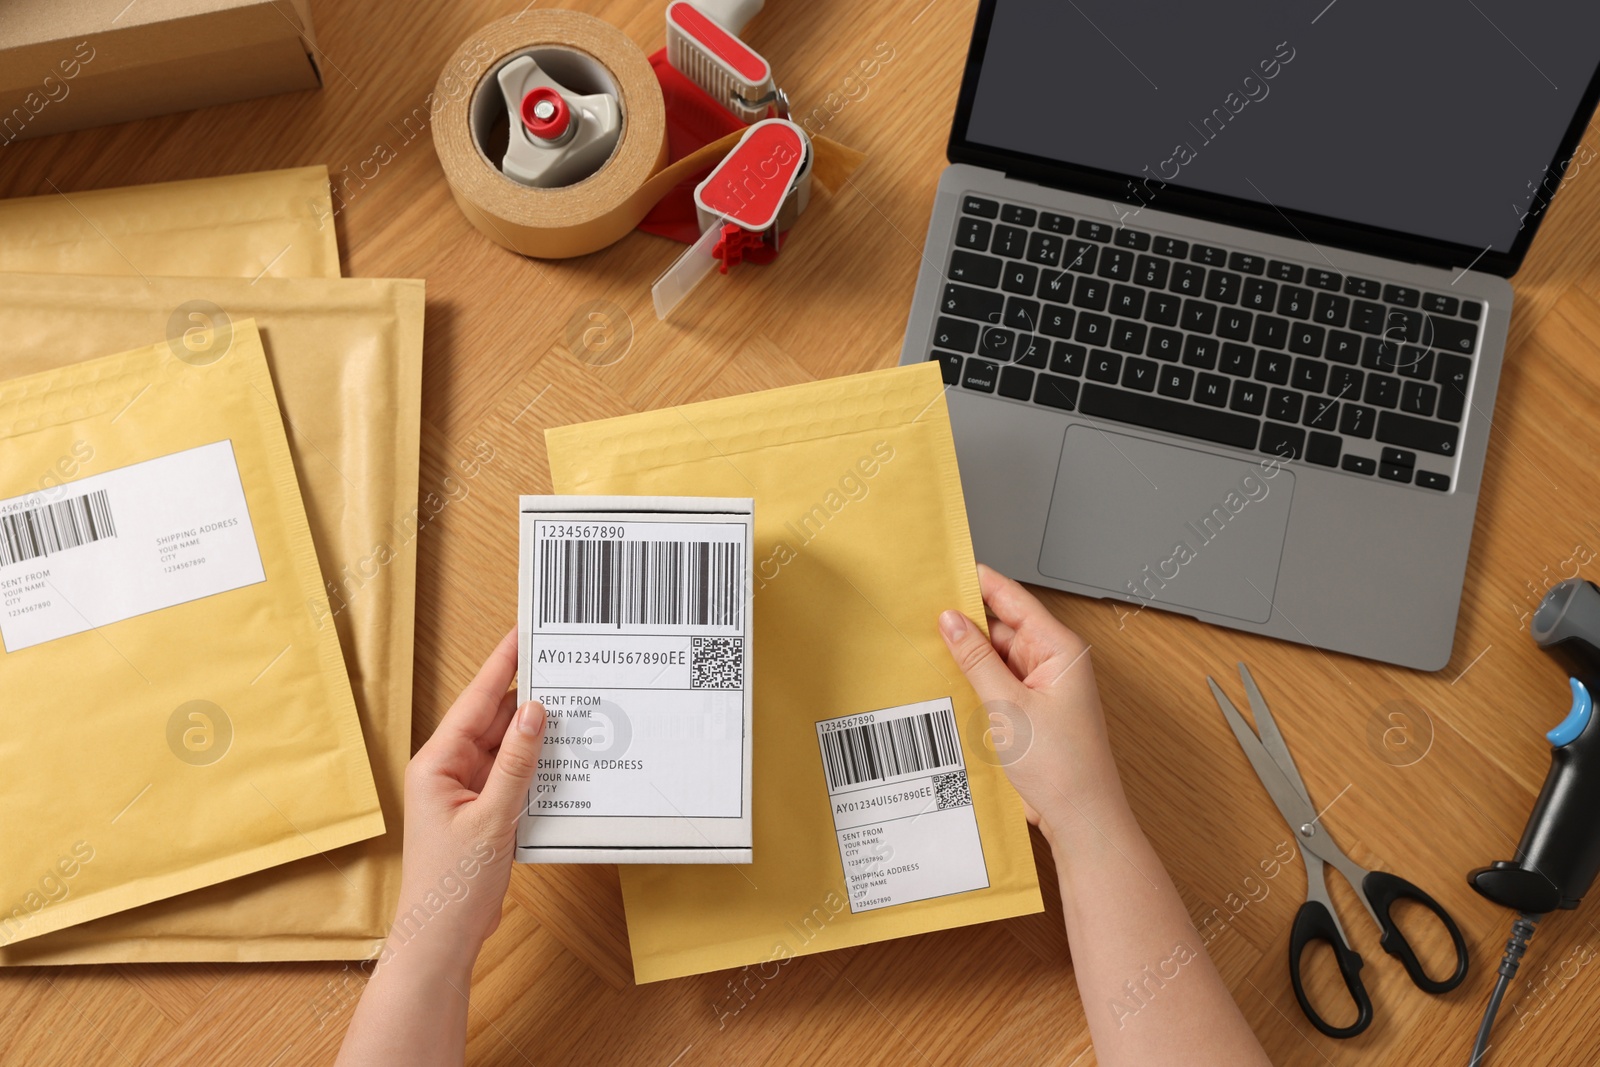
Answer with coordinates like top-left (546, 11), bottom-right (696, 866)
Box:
top-left (691, 637), bottom-right (743, 689)
top-left (934, 770), bottom-right (972, 810)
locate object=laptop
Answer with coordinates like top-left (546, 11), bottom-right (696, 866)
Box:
top-left (898, 0), bottom-right (1600, 670)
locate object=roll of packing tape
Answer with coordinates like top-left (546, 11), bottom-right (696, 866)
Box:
top-left (435, 10), bottom-right (731, 259)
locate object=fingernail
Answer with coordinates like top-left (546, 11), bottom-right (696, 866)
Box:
top-left (517, 702), bottom-right (544, 736)
top-left (939, 610), bottom-right (968, 642)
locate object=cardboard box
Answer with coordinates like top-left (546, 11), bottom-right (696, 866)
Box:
top-left (0, 0), bottom-right (321, 144)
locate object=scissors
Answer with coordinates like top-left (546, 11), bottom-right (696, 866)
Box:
top-left (1208, 664), bottom-right (1470, 1038)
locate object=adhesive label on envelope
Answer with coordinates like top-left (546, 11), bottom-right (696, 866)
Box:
top-left (0, 441), bottom-right (265, 652)
top-left (524, 517), bottom-right (749, 819)
top-left (816, 697), bottom-right (990, 913)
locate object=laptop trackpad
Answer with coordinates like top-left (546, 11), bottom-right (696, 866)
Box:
top-left (1038, 427), bottom-right (1295, 624)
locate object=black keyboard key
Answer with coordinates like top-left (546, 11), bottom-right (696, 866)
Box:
top-left (1425, 314), bottom-right (1479, 355)
top-left (1304, 396), bottom-right (1340, 431)
top-left (1306, 432), bottom-right (1341, 467)
top-left (1001, 204), bottom-right (1037, 226)
top-left (1307, 269), bottom-right (1342, 291)
top-left (1145, 292), bottom-right (1182, 326)
top-left (1074, 277), bottom-right (1109, 311)
top-left (1205, 270), bottom-right (1242, 304)
top-left (1254, 351), bottom-right (1291, 385)
top-left (1034, 374), bottom-right (1080, 410)
top-left (956, 217), bottom-right (992, 251)
top-left (1195, 373), bottom-right (1230, 407)
top-left (1462, 300), bottom-right (1483, 321)
top-left (1382, 284), bottom-right (1420, 307)
top-left (1434, 353), bottom-right (1471, 422)
top-left (1111, 321), bottom-right (1148, 354)
top-left (1110, 284), bottom-right (1145, 318)
top-left (1154, 236), bottom-right (1188, 258)
top-left (1064, 240), bottom-right (1099, 273)
top-left (1158, 365), bottom-right (1195, 399)
top-left (1313, 293), bottom-right (1350, 327)
top-left (1087, 349), bottom-right (1122, 382)
top-left (1363, 337), bottom-right (1401, 373)
top-left (1325, 331), bottom-right (1361, 365)
top-left (1343, 276), bottom-right (1381, 299)
top-left (1401, 380), bottom-right (1438, 417)
top-left (1277, 286), bottom-right (1313, 319)
top-left (1351, 300), bottom-right (1385, 334)
top-left (1268, 388), bottom-right (1303, 423)
top-left (1040, 304), bottom-right (1075, 338)
top-left (1327, 365), bottom-right (1363, 400)
top-left (933, 317), bottom-right (979, 352)
top-left (1398, 346), bottom-right (1433, 380)
top-left (1387, 307), bottom-right (1425, 343)
top-left (1039, 270), bottom-right (1073, 302)
top-left (1231, 380), bottom-right (1266, 415)
top-left (931, 351), bottom-right (962, 384)
top-left (1261, 422), bottom-right (1306, 461)
top-left (1040, 211), bottom-right (1073, 234)
top-left (1380, 462), bottom-right (1413, 483)
top-left (1229, 252), bottom-right (1266, 275)
top-left (1015, 334), bottom-right (1050, 368)
top-left (1217, 307), bottom-right (1253, 341)
top-left (1220, 343), bottom-right (1254, 376)
top-left (992, 225), bottom-right (1027, 258)
top-left (1242, 277), bottom-right (1278, 312)
top-left (1182, 335), bottom-right (1219, 369)
top-left (1114, 228), bottom-right (1152, 250)
top-left (1077, 220), bottom-right (1113, 242)
top-left (998, 365), bottom-right (1035, 400)
top-left (1004, 296), bottom-right (1041, 332)
top-left (1026, 231), bottom-right (1064, 267)
top-left (1192, 244), bottom-right (1227, 266)
top-left (1170, 262), bottom-right (1206, 296)
top-left (1267, 260), bottom-right (1304, 282)
top-left (1076, 313), bottom-right (1111, 347)
top-left (979, 326), bottom-right (1015, 361)
top-left (1340, 403), bottom-right (1376, 439)
top-left (1080, 383), bottom-right (1260, 449)
top-left (1381, 447), bottom-right (1416, 468)
top-left (949, 250), bottom-right (1002, 288)
top-left (1122, 356), bottom-right (1158, 391)
top-left (1002, 261), bottom-right (1038, 296)
top-left (1253, 315), bottom-right (1289, 350)
top-left (1342, 454), bottom-right (1377, 475)
top-left (1376, 411), bottom-right (1459, 456)
top-left (943, 283), bottom-right (1004, 323)
top-left (1182, 299), bottom-right (1218, 334)
top-left (1422, 292), bottom-right (1459, 316)
top-left (962, 357), bottom-right (999, 392)
top-left (1099, 247), bottom-right (1136, 282)
top-left (1289, 322), bottom-right (1325, 357)
top-left (1416, 470), bottom-right (1451, 491)
top-left (1364, 373), bottom-right (1400, 408)
top-left (1051, 341), bottom-right (1087, 376)
top-left (961, 195), bottom-right (999, 218)
top-left (1147, 327), bottom-right (1183, 361)
top-left (1292, 357), bottom-right (1327, 392)
top-left (1135, 255), bottom-right (1170, 289)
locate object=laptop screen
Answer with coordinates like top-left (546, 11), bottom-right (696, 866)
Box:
top-left (959, 0), bottom-right (1600, 263)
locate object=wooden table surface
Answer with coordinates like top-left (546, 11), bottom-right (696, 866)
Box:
top-left (6, 1), bottom-right (1600, 1064)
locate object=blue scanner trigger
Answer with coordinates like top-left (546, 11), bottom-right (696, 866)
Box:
top-left (1548, 677), bottom-right (1594, 748)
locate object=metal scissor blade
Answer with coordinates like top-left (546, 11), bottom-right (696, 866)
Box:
top-left (1209, 676), bottom-right (1322, 836)
top-left (1238, 663), bottom-right (1315, 809)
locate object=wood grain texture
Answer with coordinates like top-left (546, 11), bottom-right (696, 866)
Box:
top-left (3, 1), bottom-right (1600, 1063)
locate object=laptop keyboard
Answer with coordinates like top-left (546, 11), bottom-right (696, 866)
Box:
top-left (929, 193), bottom-right (1481, 491)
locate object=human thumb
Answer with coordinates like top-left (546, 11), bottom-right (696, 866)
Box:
top-left (479, 701), bottom-right (547, 827)
top-left (939, 610), bottom-right (1025, 704)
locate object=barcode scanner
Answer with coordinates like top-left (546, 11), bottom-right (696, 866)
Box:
top-left (1469, 578), bottom-right (1600, 914)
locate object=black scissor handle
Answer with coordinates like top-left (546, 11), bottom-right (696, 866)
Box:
top-left (1289, 899), bottom-right (1373, 1038)
top-left (1362, 869), bottom-right (1470, 994)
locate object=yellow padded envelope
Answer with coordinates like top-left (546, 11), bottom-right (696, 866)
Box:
top-left (0, 273), bottom-right (423, 963)
top-left (0, 320), bottom-right (383, 945)
top-left (547, 361), bottom-right (1043, 983)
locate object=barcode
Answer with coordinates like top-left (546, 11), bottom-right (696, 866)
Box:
top-left (539, 538), bottom-right (742, 627)
top-left (0, 490), bottom-right (116, 567)
top-left (820, 708), bottom-right (961, 791)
